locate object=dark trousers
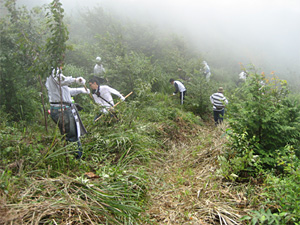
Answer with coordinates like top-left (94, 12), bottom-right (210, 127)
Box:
top-left (50, 107), bottom-right (82, 158)
top-left (213, 109), bottom-right (225, 125)
top-left (180, 91), bottom-right (186, 105)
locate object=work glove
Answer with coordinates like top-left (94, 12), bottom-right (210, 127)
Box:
top-left (76, 77), bottom-right (86, 85)
top-left (120, 96), bottom-right (125, 101)
top-left (85, 88), bottom-right (90, 94)
top-left (173, 93), bottom-right (176, 95)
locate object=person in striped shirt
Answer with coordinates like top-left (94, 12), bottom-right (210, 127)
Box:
top-left (210, 87), bottom-right (228, 125)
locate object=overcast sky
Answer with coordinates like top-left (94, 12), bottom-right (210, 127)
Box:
top-left (103, 0), bottom-right (300, 74)
top-left (17, 0), bottom-right (300, 76)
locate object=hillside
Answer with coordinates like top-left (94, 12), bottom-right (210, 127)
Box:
top-left (0, 114), bottom-right (254, 225)
top-left (1, 1), bottom-right (300, 224)
top-left (143, 122), bottom-right (252, 224)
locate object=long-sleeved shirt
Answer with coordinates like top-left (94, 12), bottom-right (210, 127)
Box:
top-left (173, 80), bottom-right (186, 94)
top-left (203, 63), bottom-right (211, 81)
top-left (94, 64), bottom-right (105, 75)
top-left (239, 71), bottom-right (247, 80)
top-left (45, 74), bottom-right (88, 105)
top-left (203, 64), bottom-right (210, 74)
top-left (92, 85), bottom-right (124, 108)
top-left (210, 92), bottom-right (228, 111)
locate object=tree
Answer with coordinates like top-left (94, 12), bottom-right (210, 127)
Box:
top-left (224, 71), bottom-right (300, 175)
top-left (0, 0), bottom-right (45, 121)
top-left (0, 0), bottom-right (69, 122)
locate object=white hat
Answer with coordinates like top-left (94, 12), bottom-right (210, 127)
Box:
top-left (96, 56), bottom-right (101, 62)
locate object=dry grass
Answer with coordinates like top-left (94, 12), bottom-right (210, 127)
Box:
top-left (0, 175), bottom-right (134, 225)
top-left (144, 122), bottom-right (255, 225)
top-left (0, 119), bottom-right (259, 225)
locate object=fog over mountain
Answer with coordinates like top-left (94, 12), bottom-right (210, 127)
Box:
top-left (17, 0), bottom-right (300, 79)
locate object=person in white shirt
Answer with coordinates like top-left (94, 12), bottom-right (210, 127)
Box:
top-left (236, 71), bottom-right (248, 86)
top-left (169, 78), bottom-right (187, 105)
top-left (88, 77), bottom-right (125, 121)
top-left (45, 68), bottom-right (90, 159)
top-left (202, 61), bottom-right (211, 82)
top-left (239, 71), bottom-right (247, 81)
top-left (94, 56), bottom-right (106, 75)
top-left (210, 87), bottom-right (228, 125)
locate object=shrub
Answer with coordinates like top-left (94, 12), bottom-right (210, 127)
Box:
top-left (224, 71), bottom-right (300, 172)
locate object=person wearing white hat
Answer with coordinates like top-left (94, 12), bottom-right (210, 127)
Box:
top-left (239, 71), bottom-right (247, 81)
top-left (202, 61), bottom-right (211, 82)
top-left (94, 56), bottom-right (106, 75)
top-left (210, 87), bottom-right (228, 125)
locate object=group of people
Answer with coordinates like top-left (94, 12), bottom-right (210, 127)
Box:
top-left (45, 57), bottom-right (125, 159)
top-left (169, 59), bottom-right (228, 127)
top-left (169, 78), bottom-right (228, 126)
top-left (46, 57), bottom-right (227, 158)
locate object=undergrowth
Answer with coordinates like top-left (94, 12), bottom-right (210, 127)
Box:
top-left (0, 92), bottom-right (203, 224)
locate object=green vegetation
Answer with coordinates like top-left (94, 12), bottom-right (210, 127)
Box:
top-left (219, 72), bottom-right (300, 224)
top-left (1, 0), bottom-right (300, 224)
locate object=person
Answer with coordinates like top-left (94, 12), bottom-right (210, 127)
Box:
top-left (94, 56), bottom-right (106, 76)
top-left (169, 78), bottom-right (187, 105)
top-left (45, 68), bottom-right (90, 159)
top-left (210, 87), bottom-right (228, 125)
top-left (88, 77), bottom-right (125, 121)
top-left (236, 71), bottom-right (248, 86)
top-left (202, 61), bottom-right (211, 82)
top-left (239, 71), bottom-right (247, 81)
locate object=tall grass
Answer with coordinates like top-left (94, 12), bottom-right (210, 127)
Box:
top-left (0, 91), bottom-right (205, 224)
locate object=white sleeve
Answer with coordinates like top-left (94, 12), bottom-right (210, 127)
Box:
top-left (210, 95), bottom-right (214, 104)
top-left (107, 86), bottom-right (122, 98)
top-left (224, 98), bottom-right (228, 105)
top-left (58, 74), bottom-right (76, 86)
top-left (69, 87), bottom-right (89, 96)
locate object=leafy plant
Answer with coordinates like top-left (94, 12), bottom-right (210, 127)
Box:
top-left (224, 71), bottom-right (300, 171)
top-left (259, 146), bottom-right (300, 223)
top-left (184, 75), bottom-right (215, 118)
top-left (0, 0), bottom-right (45, 121)
top-left (241, 208), bottom-right (288, 225)
top-left (45, 0), bottom-right (69, 70)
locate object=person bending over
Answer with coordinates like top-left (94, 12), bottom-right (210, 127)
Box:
top-left (89, 77), bottom-right (125, 121)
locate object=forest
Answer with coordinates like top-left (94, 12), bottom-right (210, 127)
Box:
top-left (1, 0), bottom-right (300, 224)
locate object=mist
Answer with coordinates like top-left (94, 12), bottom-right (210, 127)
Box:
top-left (17, 0), bottom-right (300, 79)
top-left (103, 0), bottom-right (300, 76)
